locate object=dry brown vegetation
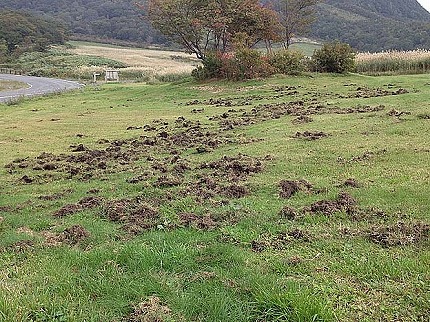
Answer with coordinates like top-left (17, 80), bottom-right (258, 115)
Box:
top-left (68, 42), bottom-right (200, 76)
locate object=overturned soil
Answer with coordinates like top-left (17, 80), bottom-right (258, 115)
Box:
top-left (279, 179), bottom-right (313, 199)
top-left (293, 131), bottom-right (328, 140)
top-left (124, 296), bottom-right (173, 322)
top-left (367, 222), bottom-right (429, 247)
top-left (306, 192), bottom-right (357, 216)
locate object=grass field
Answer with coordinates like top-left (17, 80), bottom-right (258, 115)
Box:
top-left (0, 72), bottom-right (429, 321)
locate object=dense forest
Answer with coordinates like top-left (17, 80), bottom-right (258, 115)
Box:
top-left (0, 10), bottom-right (67, 62)
top-left (311, 0), bottom-right (430, 52)
top-left (0, 0), bottom-right (429, 52)
top-left (0, 0), bottom-right (162, 46)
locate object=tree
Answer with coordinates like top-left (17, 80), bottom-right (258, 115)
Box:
top-left (273, 0), bottom-right (319, 48)
top-left (144, 0), bottom-right (281, 59)
top-left (0, 10), bottom-right (67, 58)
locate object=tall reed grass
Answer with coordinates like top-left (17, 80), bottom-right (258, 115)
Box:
top-left (355, 49), bottom-right (430, 75)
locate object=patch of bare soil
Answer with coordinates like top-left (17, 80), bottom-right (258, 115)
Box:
top-left (5, 240), bottom-right (34, 252)
top-left (38, 189), bottom-right (74, 201)
top-left (387, 109), bottom-right (411, 117)
top-left (279, 206), bottom-right (299, 220)
top-left (293, 131), bottom-right (328, 140)
top-left (53, 196), bottom-right (104, 217)
top-left (305, 192), bottom-right (357, 216)
top-left (337, 149), bottom-right (387, 164)
top-left (352, 87), bottom-right (408, 98)
top-left (417, 114), bottom-right (430, 120)
top-left (292, 115), bottom-right (313, 124)
top-left (341, 178), bottom-right (361, 188)
top-left (103, 199), bottom-right (161, 234)
top-left (179, 154), bottom-right (265, 201)
top-left (124, 296), bottom-right (173, 322)
top-left (59, 225), bottom-right (90, 245)
top-left (178, 213), bottom-right (218, 230)
top-left (4, 117), bottom-right (235, 182)
top-left (279, 179), bottom-right (313, 198)
top-left (251, 229), bottom-right (312, 252)
top-left (0, 206), bottom-right (11, 213)
top-left (367, 222), bottom-right (429, 247)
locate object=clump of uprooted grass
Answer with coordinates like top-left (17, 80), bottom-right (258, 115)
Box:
top-left (355, 49), bottom-right (430, 75)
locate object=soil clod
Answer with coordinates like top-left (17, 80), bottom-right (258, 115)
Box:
top-left (307, 192), bottom-right (357, 216)
top-left (279, 180), bottom-right (313, 199)
top-left (368, 222), bottom-right (429, 247)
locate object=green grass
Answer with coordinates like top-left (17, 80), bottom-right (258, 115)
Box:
top-left (0, 73), bottom-right (429, 321)
top-left (289, 42), bottom-right (322, 56)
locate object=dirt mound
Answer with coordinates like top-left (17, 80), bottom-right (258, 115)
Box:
top-left (294, 131), bottom-right (328, 140)
top-left (279, 180), bottom-right (313, 198)
top-left (5, 240), bottom-right (34, 252)
top-left (124, 296), bottom-right (173, 322)
top-left (38, 189), bottom-right (74, 201)
top-left (307, 192), bottom-right (357, 216)
top-left (59, 225), bottom-right (90, 245)
top-left (200, 154), bottom-right (263, 180)
top-left (179, 154), bottom-right (265, 201)
top-left (417, 114), bottom-right (430, 120)
top-left (352, 87), bottom-right (408, 98)
top-left (153, 175), bottom-right (183, 188)
top-left (279, 206), bottom-right (298, 220)
top-left (178, 213), bottom-right (217, 230)
top-left (368, 222), bottom-right (429, 247)
top-left (387, 109), bottom-right (411, 117)
top-left (292, 115), bottom-right (313, 124)
top-left (53, 196), bottom-right (104, 217)
top-left (341, 178), bottom-right (360, 188)
top-left (103, 199), bottom-right (161, 234)
top-left (53, 203), bottom-right (83, 217)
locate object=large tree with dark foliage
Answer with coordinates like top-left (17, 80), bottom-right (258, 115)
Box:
top-left (145, 0), bottom-right (281, 59)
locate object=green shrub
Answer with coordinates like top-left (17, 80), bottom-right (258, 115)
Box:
top-left (191, 52), bottom-right (223, 80)
top-left (224, 49), bottom-right (274, 80)
top-left (268, 49), bottom-right (307, 75)
top-left (312, 41), bottom-right (355, 73)
top-left (193, 49), bottom-right (274, 81)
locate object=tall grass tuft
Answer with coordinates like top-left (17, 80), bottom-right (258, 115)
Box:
top-left (355, 49), bottom-right (430, 75)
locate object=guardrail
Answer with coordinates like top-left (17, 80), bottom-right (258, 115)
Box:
top-left (0, 68), bottom-right (24, 75)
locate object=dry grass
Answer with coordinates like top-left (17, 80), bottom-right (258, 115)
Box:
top-left (68, 42), bottom-right (200, 75)
top-left (355, 49), bottom-right (430, 74)
top-left (0, 80), bottom-right (28, 91)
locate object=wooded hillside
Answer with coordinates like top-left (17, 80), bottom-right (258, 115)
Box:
top-left (1, 0), bottom-right (429, 52)
top-left (311, 0), bottom-right (430, 52)
top-left (0, 10), bottom-right (67, 61)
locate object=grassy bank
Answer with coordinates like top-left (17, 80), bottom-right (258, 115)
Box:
top-left (0, 80), bottom-right (28, 91)
top-left (0, 73), bottom-right (429, 321)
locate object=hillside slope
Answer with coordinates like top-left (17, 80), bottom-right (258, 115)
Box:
top-left (311, 0), bottom-right (430, 51)
top-left (0, 0), bottom-right (161, 45)
top-left (0, 0), bottom-right (429, 51)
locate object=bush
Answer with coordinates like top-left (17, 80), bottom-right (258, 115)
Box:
top-left (312, 41), bottom-right (355, 73)
top-left (193, 49), bottom-right (274, 81)
top-left (268, 49), bottom-right (307, 75)
top-left (191, 52), bottom-right (223, 80)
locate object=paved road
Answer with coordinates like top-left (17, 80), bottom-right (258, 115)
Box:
top-left (0, 74), bottom-right (83, 103)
